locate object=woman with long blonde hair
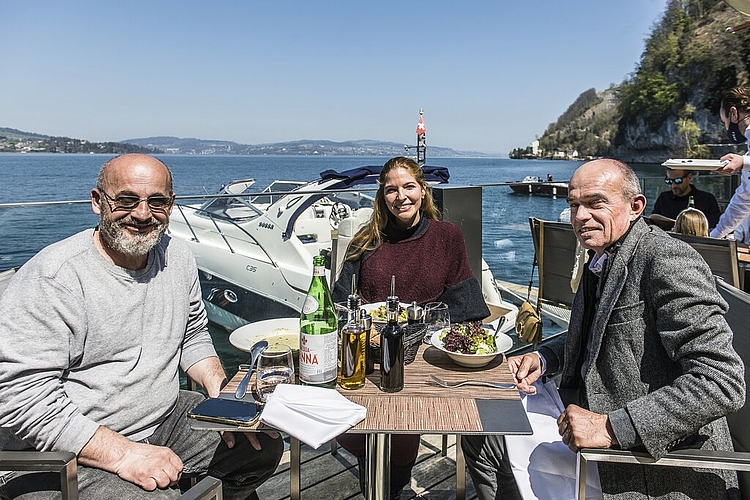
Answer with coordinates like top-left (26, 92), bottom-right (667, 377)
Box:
top-left (674, 207), bottom-right (709, 237)
top-left (333, 156), bottom-right (488, 320)
top-left (333, 156), bottom-right (489, 498)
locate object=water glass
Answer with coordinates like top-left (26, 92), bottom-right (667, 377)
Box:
top-left (255, 344), bottom-right (295, 402)
top-left (424, 302), bottom-right (450, 344)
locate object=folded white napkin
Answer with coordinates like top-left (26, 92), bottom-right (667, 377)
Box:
top-left (506, 380), bottom-right (602, 500)
top-left (259, 384), bottom-right (366, 449)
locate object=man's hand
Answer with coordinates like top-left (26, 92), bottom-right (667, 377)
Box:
top-left (557, 404), bottom-right (618, 453)
top-left (78, 426), bottom-right (183, 491)
top-left (507, 353), bottom-right (543, 394)
top-left (111, 441), bottom-right (184, 490)
top-left (220, 430), bottom-right (280, 451)
top-left (718, 153), bottom-right (745, 175)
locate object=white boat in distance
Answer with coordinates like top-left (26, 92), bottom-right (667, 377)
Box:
top-left (168, 164), bottom-right (518, 334)
top-left (508, 175), bottom-right (569, 197)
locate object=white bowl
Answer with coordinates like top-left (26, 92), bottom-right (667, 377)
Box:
top-left (229, 318), bottom-right (300, 353)
top-left (430, 328), bottom-right (513, 368)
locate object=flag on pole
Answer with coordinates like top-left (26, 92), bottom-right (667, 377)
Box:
top-left (416, 115), bottom-right (426, 136)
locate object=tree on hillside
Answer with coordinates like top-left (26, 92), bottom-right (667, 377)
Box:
top-left (512, 0), bottom-right (750, 161)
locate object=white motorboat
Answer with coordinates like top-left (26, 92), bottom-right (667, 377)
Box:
top-left (168, 164), bottom-right (518, 334)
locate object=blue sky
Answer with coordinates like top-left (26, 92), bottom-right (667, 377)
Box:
top-left (0, 1), bottom-right (686, 155)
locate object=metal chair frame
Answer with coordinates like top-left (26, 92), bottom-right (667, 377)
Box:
top-left (0, 451), bottom-right (78, 500)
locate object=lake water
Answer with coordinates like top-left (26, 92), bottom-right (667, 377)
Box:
top-left (0, 153), bottom-right (668, 375)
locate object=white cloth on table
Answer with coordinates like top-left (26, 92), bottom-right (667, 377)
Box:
top-left (505, 380), bottom-right (603, 500)
top-left (259, 384), bottom-right (366, 449)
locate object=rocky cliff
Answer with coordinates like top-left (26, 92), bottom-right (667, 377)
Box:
top-left (522, 0), bottom-right (750, 163)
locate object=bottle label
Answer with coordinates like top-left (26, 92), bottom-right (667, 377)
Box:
top-left (312, 265), bottom-right (326, 277)
top-left (301, 295), bottom-right (320, 315)
top-left (299, 331), bottom-right (338, 384)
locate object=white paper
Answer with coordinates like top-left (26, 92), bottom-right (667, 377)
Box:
top-left (506, 380), bottom-right (603, 500)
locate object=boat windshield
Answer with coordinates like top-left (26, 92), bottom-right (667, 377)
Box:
top-left (198, 179), bottom-right (266, 220)
top-left (250, 181), bottom-right (306, 206)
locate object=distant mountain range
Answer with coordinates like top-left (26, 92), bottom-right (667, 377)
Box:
top-left (122, 136), bottom-right (489, 157)
top-left (0, 127), bottom-right (489, 157)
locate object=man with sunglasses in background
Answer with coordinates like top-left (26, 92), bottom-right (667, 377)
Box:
top-left (651, 168), bottom-right (721, 229)
top-left (0, 154), bottom-right (283, 499)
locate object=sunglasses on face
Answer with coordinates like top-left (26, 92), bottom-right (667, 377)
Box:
top-left (100, 190), bottom-right (174, 212)
top-left (664, 176), bottom-right (688, 185)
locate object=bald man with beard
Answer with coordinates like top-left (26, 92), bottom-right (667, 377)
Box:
top-left (0, 154), bottom-right (282, 499)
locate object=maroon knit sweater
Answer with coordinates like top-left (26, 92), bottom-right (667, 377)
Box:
top-left (333, 217), bottom-right (490, 322)
top-left (359, 218), bottom-right (471, 302)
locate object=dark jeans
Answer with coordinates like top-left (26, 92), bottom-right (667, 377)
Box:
top-left (336, 433), bottom-right (420, 494)
top-left (0, 391), bottom-right (283, 500)
top-left (461, 435), bottom-right (522, 500)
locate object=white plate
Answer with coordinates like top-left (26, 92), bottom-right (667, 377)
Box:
top-left (430, 328), bottom-right (513, 368)
top-left (229, 318), bottom-right (300, 353)
top-left (661, 158), bottom-right (729, 171)
top-left (361, 302), bottom-right (409, 324)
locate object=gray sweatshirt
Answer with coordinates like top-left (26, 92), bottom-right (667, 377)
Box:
top-left (0, 229), bottom-right (216, 454)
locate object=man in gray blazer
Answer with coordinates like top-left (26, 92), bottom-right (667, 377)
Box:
top-left (463, 159), bottom-right (745, 499)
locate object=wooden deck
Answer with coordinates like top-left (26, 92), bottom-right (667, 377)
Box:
top-left (257, 434), bottom-right (479, 499)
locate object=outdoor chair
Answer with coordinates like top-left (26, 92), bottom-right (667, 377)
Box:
top-left (528, 218), bottom-right (580, 310)
top-left (575, 278), bottom-right (750, 499)
top-left (669, 232), bottom-right (743, 289)
top-left (526, 218), bottom-right (580, 336)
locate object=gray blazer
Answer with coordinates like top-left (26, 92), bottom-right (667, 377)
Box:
top-left (540, 218), bottom-right (745, 499)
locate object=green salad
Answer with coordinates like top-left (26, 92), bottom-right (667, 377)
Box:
top-left (439, 321), bottom-right (497, 354)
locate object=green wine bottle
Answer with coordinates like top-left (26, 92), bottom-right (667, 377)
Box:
top-left (299, 254), bottom-right (338, 387)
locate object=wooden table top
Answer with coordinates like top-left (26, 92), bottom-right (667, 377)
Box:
top-left (737, 243), bottom-right (750, 264)
top-left (214, 341), bottom-right (532, 436)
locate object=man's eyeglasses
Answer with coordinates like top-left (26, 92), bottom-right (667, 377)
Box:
top-left (664, 176), bottom-right (688, 185)
top-left (99, 190), bottom-right (174, 212)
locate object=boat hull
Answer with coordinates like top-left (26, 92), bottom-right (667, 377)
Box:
top-left (200, 270), bottom-right (299, 331)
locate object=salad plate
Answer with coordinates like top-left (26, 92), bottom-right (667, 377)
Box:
top-left (431, 324), bottom-right (513, 368)
top-left (361, 302), bottom-right (409, 324)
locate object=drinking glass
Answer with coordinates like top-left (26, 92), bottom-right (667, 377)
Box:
top-left (255, 344), bottom-right (295, 402)
top-left (424, 302), bottom-right (450, 344)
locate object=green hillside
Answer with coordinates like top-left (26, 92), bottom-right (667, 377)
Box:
top-left (513, 0), bottom-right (750, 162)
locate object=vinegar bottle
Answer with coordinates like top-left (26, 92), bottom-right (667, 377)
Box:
top-left (299, 254), bottom-right (338, 388)
top-left (379, 276), bottom-right (404, 392)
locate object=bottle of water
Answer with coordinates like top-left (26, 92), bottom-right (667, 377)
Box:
top-left (380, 276), bottom-right (404, 392)
top-left (299, 254), bottom-right (338, 388)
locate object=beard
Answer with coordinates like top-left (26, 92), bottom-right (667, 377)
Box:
top-left (98, 211), bottom-right (168, 258)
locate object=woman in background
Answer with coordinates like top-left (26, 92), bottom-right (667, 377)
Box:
top-left (674, 207), bottom-right (709, 237)
top-left (332, 156), bottom-right (489, 498)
